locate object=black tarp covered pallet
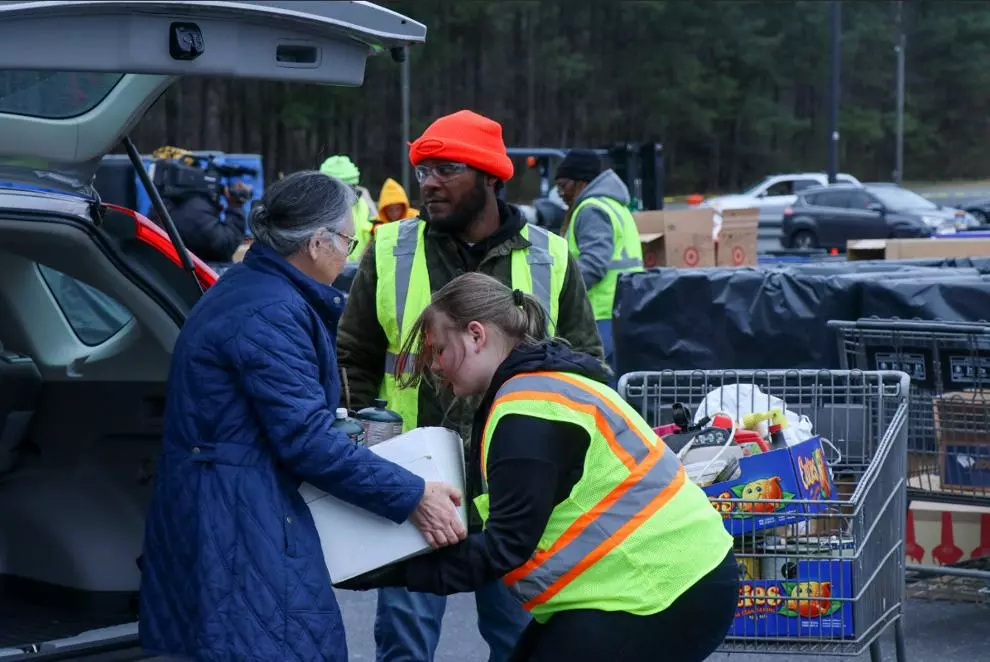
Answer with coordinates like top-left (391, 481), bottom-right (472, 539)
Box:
top-left (614, 258), bottom-right (990, 374)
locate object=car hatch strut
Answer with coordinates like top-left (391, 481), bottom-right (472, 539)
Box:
top-left (121, 136), bottom-right (205, 295)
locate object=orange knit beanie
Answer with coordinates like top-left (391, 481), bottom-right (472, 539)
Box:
top-left (409, 110), bottom-right (514, 181)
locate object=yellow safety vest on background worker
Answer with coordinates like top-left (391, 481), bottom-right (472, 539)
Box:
top-left (475, 371), bottom-right (732, 622)
top-left (565, 196), bottom-right (644, 320)
top-left (375, 219), bottom-right (568, 431)
top-left (348, 196), bottom-right (375, 263)
top-left (317, 154), bottom-right (375, 264)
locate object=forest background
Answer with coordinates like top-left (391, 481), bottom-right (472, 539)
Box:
top-left (125, 0), bottom-right (990, 200)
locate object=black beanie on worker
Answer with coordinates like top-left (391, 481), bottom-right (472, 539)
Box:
top-left (556, 149), bottom-right (603, 183)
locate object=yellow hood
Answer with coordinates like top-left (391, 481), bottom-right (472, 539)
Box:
top-left (377, 178), bottom-right (418, 222)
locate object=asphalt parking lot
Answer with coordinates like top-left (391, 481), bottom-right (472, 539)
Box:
top-left (336, 590), bottom-right (988, 661)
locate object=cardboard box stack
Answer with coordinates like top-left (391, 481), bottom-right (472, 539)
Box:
top-left (632, 206), bottom-right (759, 269)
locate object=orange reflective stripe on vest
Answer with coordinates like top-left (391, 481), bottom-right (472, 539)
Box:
top-left (480, 372), bottom-right (653, 481)
top-left (481, 372), bottom-right (686, 611)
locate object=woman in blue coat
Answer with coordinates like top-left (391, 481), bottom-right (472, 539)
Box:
top-left (139, 171), bottom-right (466, 662)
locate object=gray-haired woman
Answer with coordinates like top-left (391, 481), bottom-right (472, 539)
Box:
top-left (139, 171), bottom-right (467, 662)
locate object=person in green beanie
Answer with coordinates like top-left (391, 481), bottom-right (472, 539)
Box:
top-left (320, 155), bottom-right (376, 263)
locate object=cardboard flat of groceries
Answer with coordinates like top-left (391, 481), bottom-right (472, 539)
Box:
top-left (847, 237), bottom-right (990, 261)
top-left (299, 427), bottom-right (467, 582)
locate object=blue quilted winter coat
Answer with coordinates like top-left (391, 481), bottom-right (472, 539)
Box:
top-left (139, 242), bottom-right (425, 661)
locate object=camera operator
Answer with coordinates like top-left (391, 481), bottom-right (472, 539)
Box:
top-left (160, 180), bottom-right (248, 264)
top-left (150, 147), bottom-right (250, 264)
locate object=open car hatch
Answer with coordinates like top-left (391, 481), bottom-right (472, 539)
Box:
top-left (0, 1), bottom-right (426, 187)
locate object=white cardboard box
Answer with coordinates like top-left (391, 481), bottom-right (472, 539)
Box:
top-left (298, 426), bottom-right (467, 582)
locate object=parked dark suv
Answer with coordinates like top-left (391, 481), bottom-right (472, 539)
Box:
top-left (780, 183), bottom-right (976, 251)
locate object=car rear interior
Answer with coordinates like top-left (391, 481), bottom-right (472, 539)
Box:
top-left (0, 216), bottom-right (180, 654)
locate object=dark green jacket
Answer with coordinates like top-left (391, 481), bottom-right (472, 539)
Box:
top-left (337, 202), bottom-right (605, 449)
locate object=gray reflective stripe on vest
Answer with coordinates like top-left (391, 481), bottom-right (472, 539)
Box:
top-left (495, 374), bottom-right (652, 463)
top-left (610, 256), bottom-right (643, 270)
top-left (592, 198), bottom-right (642, 272)
top-left (507, 452), bottom-right (683, 604)
top-left (384, 351), bottom-right (417, 376)
top-left (524, 225), bottom-right (553, 317)
top-left (392, 220), bottom-right (421, 336)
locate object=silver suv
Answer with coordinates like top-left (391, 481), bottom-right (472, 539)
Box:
top-left (703, 172), bottom-right (862, 214)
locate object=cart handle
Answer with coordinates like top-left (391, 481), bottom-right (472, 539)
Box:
top-left (827, 318), bottom-right (990, 334)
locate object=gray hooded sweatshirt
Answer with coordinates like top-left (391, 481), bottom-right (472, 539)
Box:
top-left (568, 169), bottom-right (631, 290)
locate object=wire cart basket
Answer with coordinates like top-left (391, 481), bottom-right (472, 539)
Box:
top-left (830, 319), bottom-right (990, 585)
top-left (618, 370), bottom-right (908, 661)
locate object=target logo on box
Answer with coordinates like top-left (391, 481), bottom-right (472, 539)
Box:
top-left (683, 246), bottom-right (700, 267)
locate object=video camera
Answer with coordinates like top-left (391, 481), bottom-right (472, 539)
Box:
top-left (150, 153), bottom-right (257, 204)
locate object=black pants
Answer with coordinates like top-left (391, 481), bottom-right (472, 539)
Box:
top-left (508, 551), bottom-right (738, 662)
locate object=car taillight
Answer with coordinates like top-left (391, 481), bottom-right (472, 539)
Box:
top-left (783, 207), bottom-right (794, 217)
top-left (104, 203), bottom-right (217, 289)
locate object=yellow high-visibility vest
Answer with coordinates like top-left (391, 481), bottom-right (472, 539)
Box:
top-left (565, 197), bottom-right (644, 320)
top-left (347, 198), bottom-right (375, 264)
top-left (374, 219), bottom-right (569, 430)
top-left (475, 371), bottom-right (732, 622)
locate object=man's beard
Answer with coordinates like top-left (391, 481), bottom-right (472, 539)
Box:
top-left (427, 177), bottom-right (488, 234)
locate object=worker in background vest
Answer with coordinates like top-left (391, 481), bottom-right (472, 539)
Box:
top-left (336, 110), bottom-right (605, 662)
top-left (338, 272), bottom-right (738, 662)
top-left (555, 150), bottom-right (644, 375)
top-left (319, 155), bottom-right (376, 263)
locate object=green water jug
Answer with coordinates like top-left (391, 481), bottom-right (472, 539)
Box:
top-left (331, 407), bottom-right (366, 445)
top-left (356, 398), bottom-right (403, 447)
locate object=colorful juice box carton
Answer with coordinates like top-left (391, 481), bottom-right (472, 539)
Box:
top-left (703, 436), bottom-right (833, 536)
top-left (730, 556), bottom-right (854, 638)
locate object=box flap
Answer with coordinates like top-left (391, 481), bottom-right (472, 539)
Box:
top-left (633, 210), bottom-right (667, 234)
top-left (848, 239), bottom-right (888, 250)
top-left (719, 207), bottom-right (760, 230)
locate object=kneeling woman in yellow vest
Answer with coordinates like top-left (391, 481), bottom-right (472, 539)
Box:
top-left (337, 271), bottom-right (738, 662)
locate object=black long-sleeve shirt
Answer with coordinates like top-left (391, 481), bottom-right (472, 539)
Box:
top-left (161, 194), bottom-right (246, 263)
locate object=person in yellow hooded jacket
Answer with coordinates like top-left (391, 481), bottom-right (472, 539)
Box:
top-left (320, 155), bottom-right (376, 263)
top-left (376, 177), bottom-right (419, 229)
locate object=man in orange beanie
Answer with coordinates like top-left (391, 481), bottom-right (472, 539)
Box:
top-left (337, 110), bottom-right (604, 662)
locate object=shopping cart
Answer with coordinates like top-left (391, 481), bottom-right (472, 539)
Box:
top-left (829, 319), bottom-right (990, 588)
top-left (829, 318), bottom-right (990, 509)
top-left (619, 369), bottom-right (908, 661)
